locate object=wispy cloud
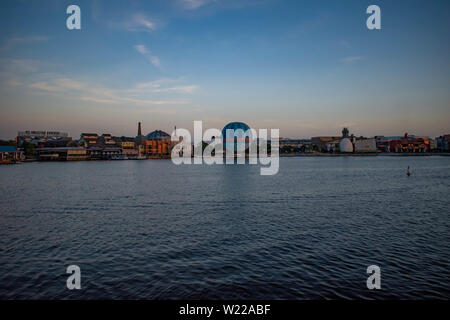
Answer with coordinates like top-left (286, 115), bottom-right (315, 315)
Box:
top-left (341, 56), bottom-right (363, 64)
top-left (0, 36), bottom-right (50, 51)
top-left (56, 78), bottom-right (85, 90)
top-left (91, 1), bottom-right (161, 33)
top-left (28, 82), bottom-right (60, 92)
top-left (2, 59), bottom-right (41, 73)
top-left (132, 78), bottom-right (198, 94)
top-left (134, 45), bottom-right (149, 55)
top-left (1, 56), bottom-right (194, 110)
top-left (29, 78), bottom-right (88, 92)
top-left (125, 14), bottom-right (157, 32)
top-left (80, 96), bottom-right (186, 106)
top-left (24, 76), bottom-right (189, 108)
top-left (152, 85), bottom-right (198, 94)
top-left (134, 45), bottom-right (161, 68)
top-left (135, 78), bottom-right (178, 90)
top-left (0, 59), bottom-right (46, 89)
top-left (79, 96), bottom-right (117, 104)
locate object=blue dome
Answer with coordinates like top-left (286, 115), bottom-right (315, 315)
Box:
top-left (146, 130), bottom-right (170, 140)
top-left (222, 122), bottom-right (252, 150)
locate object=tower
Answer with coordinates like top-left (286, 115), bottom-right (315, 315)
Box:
top-left (342, 127), bottom-right (349, 138)
top-left (138, 122), bottom-right (142, 137)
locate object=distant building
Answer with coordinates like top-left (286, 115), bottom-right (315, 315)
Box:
top-left (340, 138), bottom-right (353, 153)
top-left (135, 122), bottom-right (146, 146)
top-left (339, 127), bottom-right (354, 153)
top-left (35, 147), bottom-right (87, 161)
top-left (375, 135), bottom-right (417, 152)
top-left (222, 122), bottom-right (252, 154)
top-left (435, 134), bottom-right (450, 152)
top-left (311, 136), bottom-right (341, 152)
top-left (36, 138), bottom-right (79, 149)
top-left (0, 146), bottom-right (23, 164)
top-left (17, 130), bottom-right (70, 147)
top-left (120, 137), bottom-right (135, 149)
top-left (78, 133), bottom-right (99, 148)
top-left (119, 137), bottom-right (138, 158)
top-left (388, 133), bottom-right (430, 153)
top-left (145, 130), bottom-right (171, 157)
top-left (78, 133), bottom-right (121, 159)
top-left (354, 138), bottom-right (377, 153)
top-left (279, 138), bottom-right (312, 152)
top-left (279, 139), bottom-right (311, 147)
top-left (312, 128), bottom-right (356, 153)
top-left (18, 130), bottom-right (68, 139)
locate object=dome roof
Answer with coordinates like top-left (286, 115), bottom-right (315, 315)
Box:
top-left (222, 122), bottom-right (253, 152)
top-left (222, 122), bottom-right (252, 140)
top-left (146, 130), bottom-right (170, 140)
top-left (340, 138), bottom-right (354, 153)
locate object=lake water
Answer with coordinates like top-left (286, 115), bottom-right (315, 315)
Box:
top-left (0, 156), bottom-right (449, 299)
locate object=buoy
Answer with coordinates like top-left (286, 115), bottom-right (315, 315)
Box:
top-left (407, 166), bottom-right (411, 176)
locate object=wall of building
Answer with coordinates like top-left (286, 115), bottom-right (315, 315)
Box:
top-left (355, 138), bottom-right (377, 153)
top-left (145, 140), bottom-right (170, 156)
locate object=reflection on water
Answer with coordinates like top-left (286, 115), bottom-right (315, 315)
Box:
top-left (0, 156), bottom-right (449, 299)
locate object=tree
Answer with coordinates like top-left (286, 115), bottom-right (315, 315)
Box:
top-left (22, 141), bottom-right (35, 158)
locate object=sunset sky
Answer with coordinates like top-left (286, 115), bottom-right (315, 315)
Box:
top-left (0, 0), bottom-right (449, 140)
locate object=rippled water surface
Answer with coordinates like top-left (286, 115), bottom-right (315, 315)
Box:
top-left (0, 156), bottom-right (449, 299)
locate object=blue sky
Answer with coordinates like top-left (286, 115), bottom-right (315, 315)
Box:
top-left (0, 0), bottom-right (449, 139)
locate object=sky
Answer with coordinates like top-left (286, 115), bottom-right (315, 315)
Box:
top-left (0, 0), bottom-right (449, 140)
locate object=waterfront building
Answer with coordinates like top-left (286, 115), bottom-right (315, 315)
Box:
top-left (354, 138), bottom-right (377, 153)
top-left (429, 139), bottom-right (437, 151)
top-left (78, 133), bottom-right (100, 148)
top-left (388, 133), bottom-right (430, 153)
top-left (96, 134), bottom-right (121, 159)
top-left (339, 138), bottom-right (354, 153)
top-left (145, 130), bottom-right (171, 157)
top-left (100, 134), bottom-right (117, 145)
top-left (119, 137), bottom-right (139, 159)
top-left (137, 144), bottom-right (145, 158)
top-left (120, 137), bottom-right (135, 149)
top-left (279, 139), bottom-right (312, 152)
top-left (375, 135), bottom-right (417, 152)
top-left (279, 139), bottom-right (312, 147)
top-left (0, 146), bottom-right (23, 164)
top-left (78, 133), bottom-right (121, 159)
top-left (36, 138), bottom-right (79, 149)
top-left (222, 122), bottom-right (252, 154)
top-left (436, 135), bottom-right (450, 152)
top-left (311, 136), bottom-right (341, 152)
top-left (339, 127), bottom-right (354, 153)
top-left (35, 147), bottom-right (87, 161)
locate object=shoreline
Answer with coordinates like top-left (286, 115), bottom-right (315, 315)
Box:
top-left (280, 152), bottom-right (450, 157)
top-left (2, 152), bottom-right (450, 164)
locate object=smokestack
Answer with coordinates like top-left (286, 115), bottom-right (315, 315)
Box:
top-left (138, 122), bottom-right (142, 136)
